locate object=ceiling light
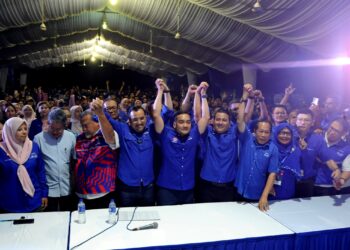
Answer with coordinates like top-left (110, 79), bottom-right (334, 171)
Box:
top-left (91, 56), bottom-right (96, 62)
top-left (174, 32), bottom-right (181, 39)
top-left (110, 0), bottom-right (118, 5)
top-left (252, 0), bottom-right (263, 12)
top-left (102, 21), bottom-right (108, 30)
top-left (40, 22), bottom-right (47, 31)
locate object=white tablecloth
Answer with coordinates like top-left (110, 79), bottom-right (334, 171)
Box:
top-left (0, 211), bottom-right (70, 250)
top-left (69, 202), bottom-right (293, 250)
top-left (265, 195), bottom-right (350, 233)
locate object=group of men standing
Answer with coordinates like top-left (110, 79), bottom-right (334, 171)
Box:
top-left (34, 80), bottom-right (349, 212)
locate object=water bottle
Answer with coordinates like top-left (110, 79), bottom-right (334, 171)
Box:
top-left (77, 199), bottom-right (86, 224)
top-left (107, 199), bottom-right (117, 224)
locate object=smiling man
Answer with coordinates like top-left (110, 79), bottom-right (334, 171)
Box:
top-left (234, 84), bottom-right (279, 211)
top-left (153, 80), bottom-right (210, 205)
top-left (197, 108), bottom-right (239, 202)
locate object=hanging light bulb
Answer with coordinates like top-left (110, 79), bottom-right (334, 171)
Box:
top-left (91, 56), bottom-right (96, 62)
top-left (83, 55), bottom-right (86, 66)
top-left (102, 20), bottom-right (108, 30)
top-left (40, 22), bottom-right (47, 31)
top-left (251, 0), bottom-right (263, 12)
top-left (100, 59), bottom-right (104, 67)
top-left (40, 0), bottom-right (46, 31)
top-left (174, 0), bottom-right (181, 39)
top-left (110, 0), bottom-right (118, 5)
top-left (174, 32), bottom-right (181, 39)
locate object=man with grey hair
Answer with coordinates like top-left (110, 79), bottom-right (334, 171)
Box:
top-left (34, 108), bottom-right (76, 211)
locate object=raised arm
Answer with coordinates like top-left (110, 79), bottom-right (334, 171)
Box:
top-left (193, 86), bottom-right (201, 123)
top-left (91, 98), bottom-right (116, 145)
top-left (256, 90), bottom-right (269, 120)
top-left (196, 82), bottom-right (210, 134)
top-left (163, 81), bottom-right (173, 110)
top-left (153, 79), bottom-right (165, 134)
top-left (280, 83), bottom-right (295, 105)
top-left (181, 84), bottom-right (197, 112)
top-left (237, 83), bottom-right (253, 133)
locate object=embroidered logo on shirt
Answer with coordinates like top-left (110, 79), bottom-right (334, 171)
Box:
top-left (264, 152), bottom-right (270, 157)
top-left (337, 150), bottom-right (344, 157)
top-left (172, 137), bottom-right (179, 143)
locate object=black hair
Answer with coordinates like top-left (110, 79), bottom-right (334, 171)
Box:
top-left (213, 108), bottom-right (231, 120)
top-left (173, 111), bottom-right (191, 121)
top-left (253, 119), bottom-right (272, 132)
top-left (48, 108), bottom-right (67, 126)
top-left (296, 109), bottom-right (314, 119)
top-left (271, 104), bottom-right (288, 114)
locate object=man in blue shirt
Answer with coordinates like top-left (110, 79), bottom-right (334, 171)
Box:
top-left (235, 83), bottom-right (279, 211)
top-left (34, 108), bottom-right (76, 211)
top-left (107, 103), bottom-right (156, 207)
top-left (153, 79), bottom-right (210, 205)
top-left (294, 109), bottom-right (336, 197)
top-left (314, 118), bottom-right (350, 196)
top-left (197, 108), bottom-right (239, 202)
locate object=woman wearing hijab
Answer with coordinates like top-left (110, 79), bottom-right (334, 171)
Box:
top-left (28, 101), bottom-right (50, 140)
top-left (0, 117), bottom-right (48, 212)
top-left (272, 123), bottom-right (302, 199)
top-left (69, 105), bottom-right (83, 136)
top-left (21, 104), bottom-right (36, 129)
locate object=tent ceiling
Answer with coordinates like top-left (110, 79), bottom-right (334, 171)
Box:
top-left (0, 0), bottom-right (349, 76)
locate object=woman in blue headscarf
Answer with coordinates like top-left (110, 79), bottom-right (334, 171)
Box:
top-left (272, 123), bottom-right (302, 199)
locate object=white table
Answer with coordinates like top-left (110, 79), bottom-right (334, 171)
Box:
top-left (0, 211), bottom-right (70, 250)
top-left (266, 195), bottom-right (350, 232)
top-left (265, 195), bottom-right (350, 250)
top-left (69, 202), bottom-right (293, 250)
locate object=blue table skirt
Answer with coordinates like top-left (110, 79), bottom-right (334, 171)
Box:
top-left (122, 234), bottom-right (294, 250)
top-left (295, 227), bottom-right (350, 250)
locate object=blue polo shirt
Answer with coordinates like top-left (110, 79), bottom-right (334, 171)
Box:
top-left (235, 128), bottom-right (279, 200)
top-left (200, 125), bottom-right (238, 183)
top-left (294, 131), bottom-right (328, 179)
top-left (315, 139), bottom-right (350, 186)
top-left (108, 117), bottom-right (155, 187)
top-left (157, 126), bottom-right (200, 191)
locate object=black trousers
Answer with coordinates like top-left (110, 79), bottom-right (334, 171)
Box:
top-left (196, 178), bottom-right (237, 203)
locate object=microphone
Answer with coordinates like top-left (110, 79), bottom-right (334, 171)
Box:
top-left (132, 222), bottom-right (158, 231)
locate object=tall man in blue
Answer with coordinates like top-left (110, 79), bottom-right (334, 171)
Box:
top-left (294, 109), bottom-right (336, 197)
top-left (235, 83), bottom-right (279, 211)
top-left (153, 79), bottom-right (210, 205)
top-left (106, 99), bottom-right (156, 207)
top-left (197, 108), bottom-right (239, 202)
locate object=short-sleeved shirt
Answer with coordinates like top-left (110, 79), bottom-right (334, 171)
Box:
top-left (315, 138), bottom-right (350, 186)
top-left (200, 125), bottom-right (238, 183)
top-left (157, 126), bottom-right (200, 191)
top-left (294, 131), bottom-right (329, 179)
top-left (109, 117), bottom-right (155, 186)
top-left (235, 128), bottom-right (279, 200)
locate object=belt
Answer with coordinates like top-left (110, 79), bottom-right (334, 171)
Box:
top-left (202, 179), bottom-right (233, 188)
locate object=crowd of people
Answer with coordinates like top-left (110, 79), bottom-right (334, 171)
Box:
top-left (0, 78), bottom-right (349, 213)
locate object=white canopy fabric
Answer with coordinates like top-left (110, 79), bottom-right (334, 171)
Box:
top-left (0, 0), bottom-right (349, 76)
